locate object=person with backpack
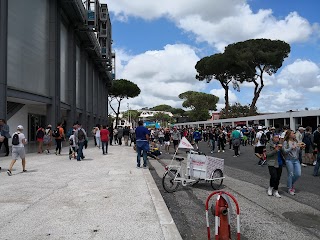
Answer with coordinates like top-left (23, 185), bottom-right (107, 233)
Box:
top-left (255, 126), bottom-right (267, 165)
top-left (53, 122), bottom-right (65, 155)
top-left (36, 126), bottom-right (45, 153)
top-left (74, 122), bottom-right (87, 161)
top-left (302, 126), bottom-right (315, 165)
top-left (231, 126), bottom-right (241, 157)
top-left (7, 125), bottom-right (27, 176)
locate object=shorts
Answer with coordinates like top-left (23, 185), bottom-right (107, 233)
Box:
top-left (12, 147), bottom-right (26, 160)
top-left (255, 146), bottom-right (265, 154)
top-left (195, 139), bottom-right (200, 144)
top-left (164, 141), bottom-right (170, 146)
top-left (37, 138), bottom-right (43, 142)
top-left (173, 140), bottom-right (179, 147)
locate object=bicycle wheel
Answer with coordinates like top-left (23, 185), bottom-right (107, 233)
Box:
top-left (210, 169), bottom-right (223, 190)
top-left (162, 170), bottom-right (181, 193)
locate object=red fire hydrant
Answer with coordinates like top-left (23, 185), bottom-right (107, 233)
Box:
top-left (205, 191), bottom-right (240, 240)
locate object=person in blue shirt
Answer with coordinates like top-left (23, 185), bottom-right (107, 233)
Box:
top-left (193, 128), bottom-right (202, 151)
top-left (135, 120), bottom-right (150, 168)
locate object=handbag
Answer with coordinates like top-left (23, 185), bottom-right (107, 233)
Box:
top-left (0, 135), bottom-right (4, 142)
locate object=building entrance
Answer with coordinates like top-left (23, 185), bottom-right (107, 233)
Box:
top-left (28, 114), bottom-right (46, 142)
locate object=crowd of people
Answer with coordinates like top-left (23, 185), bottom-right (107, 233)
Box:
top-left (1, 120), bottom-right (320, 199)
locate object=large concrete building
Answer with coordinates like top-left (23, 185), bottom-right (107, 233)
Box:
top-left (0, 0), bottom-right (114, 142)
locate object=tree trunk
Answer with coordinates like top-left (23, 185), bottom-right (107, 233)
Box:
top-left (223, 84), bottom-right (229, 118)
top-left (250, 72), bottom-right (264, 115)
top-left (115, 99), bottom-right (122, 127)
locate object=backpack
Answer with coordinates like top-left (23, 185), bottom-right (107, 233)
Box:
top-left (52, 128), bottom-right (60, 138)
top-left (36, 129), bottom-right (44, 139)
top-left (77, 129), bottom-right (85, 141)
top-left (260, 132), bottom-right (267, 145)
top-left (69, 138), bottom-right (74, 146)
top-left (12, 133), bottom-right (20, 145)
top-left (302, 133), bottom-right (312, 149)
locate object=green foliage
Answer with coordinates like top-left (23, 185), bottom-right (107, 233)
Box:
top-left (195, 38), bottom-right (290, 116)
top-left (150, 104), bottom-right (172, 112)
top-left (220, 103), bottom-right (258, 119)
top-left (178, 91), bottom-right (219, 121)
top-left (109, 79), bottom-right (141, 99)
top-left (108, 79), bottom-right (141, 127)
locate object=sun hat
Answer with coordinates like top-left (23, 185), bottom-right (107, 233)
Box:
top-left (258, 126), bottom-right (263, 130)
top-left (298, 127), bottom-right (305, 131)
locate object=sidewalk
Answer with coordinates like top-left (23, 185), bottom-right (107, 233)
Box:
top-left (0, 144), bottom-right (182, 240)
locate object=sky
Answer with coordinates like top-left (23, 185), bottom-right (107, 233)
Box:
top-left (103, 0), bottom-right (320, 114)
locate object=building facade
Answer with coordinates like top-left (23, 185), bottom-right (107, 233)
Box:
top-left (0, 0), bottom-right (114, 142)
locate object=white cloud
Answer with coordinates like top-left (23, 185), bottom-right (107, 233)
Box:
top-left (112, 44), bottom-right (206, 111)
top-left (257, 88), bottom-right (305, 113)
top-left (209, 88), bottom-right (238, 110)
top-left (277, 59), bottom-right (320, 90)
top-left (106, 1), bottom-right (318, 51)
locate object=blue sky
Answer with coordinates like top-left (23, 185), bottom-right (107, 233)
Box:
top-left (103, 0), bottom-right (320, 114)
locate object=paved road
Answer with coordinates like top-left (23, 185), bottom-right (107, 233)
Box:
top-left (149, 141), bottom-right (320, 240)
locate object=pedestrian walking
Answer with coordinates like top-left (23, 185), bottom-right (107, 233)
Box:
top-left (43, 125), bottom-right (52, 154)
top-left (100, 125), bottom-right (110, 155)
top-left (95, 124), bottom-right (101, 149)
top-left (135, 120), bottom-right (150, 168)
top-left (123, 126), bottom-right (130, 146)
top-left (282, 129), bottom-right (303, 195)
top-left (171, 127), bottom-right (181, 152)
top-left (53, 122), bottom-right (65, 155)
top-left (36, 126), bottom-right (45, 153)
top-left (266, 134), bottom-right (283, 198)
top-left (117, 126), bottom-right (123, 145)
top-left (231, 127), bottom-right (241, 157)
top-left (0, 119), bottom-right (11, 156)
top-left (74, 123), bottom-right (87, 161)
top-left (7, 125), bottom-right (27, 176)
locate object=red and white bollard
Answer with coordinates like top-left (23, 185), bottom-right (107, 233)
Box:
top-left (205, 191), bottom-right (240, 240)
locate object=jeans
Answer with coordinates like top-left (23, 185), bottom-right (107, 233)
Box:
top-left (136, 141), bottom-right (148, 167)
top-left (313, 153), bottom-right (320, 176)
top-left (96, 137), bottom-right (101, 148)
top-left (77, 141), bottom-right (85, 160)
top-left (101, 141), bottom-right (108, 154)
top-left (268, 166), bottom-right (283, 190)
top-left (210, 139), bottom-right (215, 152)
top-left (285, 159), bottom-right (301, 189)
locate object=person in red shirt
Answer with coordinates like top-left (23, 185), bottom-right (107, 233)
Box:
top-left (100, 125), bottom-right (110, 155)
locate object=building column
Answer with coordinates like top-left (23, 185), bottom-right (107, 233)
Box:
top-left (47, 0), bottom-right (61, 127)
top-left (0, 0), bottom-right (8, 120)
top-left (80, 49), bottom-right (87, 130)
top-left (88, 62), bottom-right (94, 130)
top-left (67, 28), bottom-right (76, 129)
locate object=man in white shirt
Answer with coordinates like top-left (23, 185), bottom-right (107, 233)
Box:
top-left (7, 125), bottom-right (27, 176)
top-left (255, 126), bottom-right (266, 165)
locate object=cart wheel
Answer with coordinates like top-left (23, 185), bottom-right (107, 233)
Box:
top-left (210, 169), bottom-right (223, 190)
top-left (162, 170), bottom-right (181, 193)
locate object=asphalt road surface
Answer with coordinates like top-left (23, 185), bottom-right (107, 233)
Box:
top-left (149, 141), bottom-right (320, 240)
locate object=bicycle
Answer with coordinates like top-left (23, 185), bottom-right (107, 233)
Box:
top-left (162, 149), bottom-right (224, 193)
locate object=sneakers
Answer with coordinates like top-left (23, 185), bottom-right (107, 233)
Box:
top-left (222, 150), bottom-right (225, 153)
top-left (7, 170), bottom-right (12, 176)
top-left (267, 187), bottom-right (273, 196)
top-left (143, 166), bottom-right (148, 169)
top-left (233, 155), bottom-right (238, 157)
top-left (301, 163), bottom-right (307, 167)
top-left (273, 191), bottom-right (281, 198)
top-left (288, 188), bottom-right (295, 195)
top-left (313, 161), bottom-right (317, 166)
top-left (218, 150), bottom-right (220, 153)
top-left (211, 151), bottom-right (213, 153)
